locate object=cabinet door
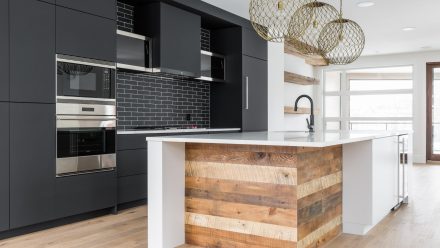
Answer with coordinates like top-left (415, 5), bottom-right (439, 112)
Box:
top-left (242, 55), bottom-right (268, 131)
top-left (118, 174), bottom-right (147, 204)
top-left (0, 0), bottom-right (8, 102)
top-left (10, 0), bottom-right (55, 103)
top-left (56, 7), bottom-right (116, 62)
top-left (117, 149), bottom-right (148, 177)
top-left (55, 171), bottom-right (116, 218)
top-left (0, 103), bottom-right (9, 232)
top-left (56, 0), bottom-right (116, 20)
top-left (242, 27), bottom-right (268, 61)
top-left (10, 103), bottom-right (56, 228)
top-left (160, 3), bottom-right (201, 77)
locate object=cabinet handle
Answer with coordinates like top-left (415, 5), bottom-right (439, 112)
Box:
top-left (246, 76), bottom-right (249, 110)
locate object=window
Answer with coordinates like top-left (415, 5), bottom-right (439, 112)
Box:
top-left (323, 66), bottom-right (413, 132)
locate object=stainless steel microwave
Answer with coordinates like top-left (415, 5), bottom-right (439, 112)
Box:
top-left (56, 54), bottom-right (116, 101)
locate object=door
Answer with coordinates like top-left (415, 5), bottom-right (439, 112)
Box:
top-left (10, 103), bottom-right (56, 228)
top-left (242, 55), bottom-right (268, 131)
top-left (427, 63), bottom-right (440, 161)
top-left (10, 0), bottom-right (55, 103)
top-left (56, 0), bottom-right (116, 20)
top-left (0, 103), bottom-right (9, 231)
top-left (0, 0), bottom-right (8, 102)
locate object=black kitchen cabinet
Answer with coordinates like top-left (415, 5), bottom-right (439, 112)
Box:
top-left (0, 0), bottom-right (8, 102)
top-left (0, 103), bottom-right (9, 232)
top-left (136, 2), bottom-right (201, 77)
top-left (117, 149), bottom-right (148, 177)
top-left (56, 6), bottom-right (116, 62)
top-left (10, 103), bottom-right (56, 229)
top-left (242, 27), bottom-right (268, 61)
top-left (39, 0), bottom-right (55, 4)
top-left (56, 0), bottom-right (116, 20)
top-left (55, 171), bottom-right (117, 218)
top-left (118, 174), bottom-right (147, 204)
top-left (10, 0), bottom-right (55, 104)
top-left (242, 55), bottom-right (268, 131)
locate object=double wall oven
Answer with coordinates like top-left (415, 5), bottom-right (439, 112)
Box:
top-left (56, 54), bottom-right (117, 177)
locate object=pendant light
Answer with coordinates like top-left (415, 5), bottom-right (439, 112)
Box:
top-left (318, 0), bottom-right (365, 65)
top-left (249, 0), bottom-right (310, 42)
top-left (287, 0), bottom-right (339, 55)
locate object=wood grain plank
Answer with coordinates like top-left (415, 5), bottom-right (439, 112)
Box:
top-left (186, 225), bottom-right (297, 248)
top-left (297, 216), bottom-right (342, 248)
top-left (186, 197), bottom-right (297, 227)
top-left (185, 212), bottom-right (298, 242)
top-left (297, 172), bottom-right (342, 199)
top-left (187, 143), bottom-right (298, 154)
top-left (186, 161), bottom-right (297, 185)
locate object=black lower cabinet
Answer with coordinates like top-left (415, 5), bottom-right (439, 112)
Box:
top-left (0, 103), bottom-right (9, 232)
top-left (118, 174), bottom-right (147, 204)
top-left (10, 103), bottom-right (56, 229)
top-left (55, 171), bottom-right (117, 218)
top-left (117, 149), bottom-right (148, 177)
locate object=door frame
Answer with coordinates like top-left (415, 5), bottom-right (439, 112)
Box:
top-left (426, 63), bottom-right (440, 161)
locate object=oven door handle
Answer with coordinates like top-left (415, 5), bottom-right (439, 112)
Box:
top-left (56, 117), bottom-right (118, 121)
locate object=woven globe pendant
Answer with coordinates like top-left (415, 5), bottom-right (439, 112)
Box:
top-left (249, 0), bottom-right (311, 42)
top-left (318, 18), bottom-right (365, 65)
top-left (288, 1), bottom-right (339, 55)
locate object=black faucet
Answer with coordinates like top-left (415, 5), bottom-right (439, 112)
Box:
top-left (294, 95), bottom-right (314, 132)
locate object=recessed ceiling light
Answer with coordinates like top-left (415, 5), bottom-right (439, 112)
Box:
top-left (402, 27), bottom-right (415, 31)
top-left (357, 1), bottom-right (375, 7)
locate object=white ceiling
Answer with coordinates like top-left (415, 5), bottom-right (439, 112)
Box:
top-left (201, 0), bottom-right (440, 56)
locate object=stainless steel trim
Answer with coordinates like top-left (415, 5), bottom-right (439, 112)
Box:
top-left (151, 67), bottom-right (199, 78)
top-left (117, 29), bottom-right (147, 40)
top-left (196, 76), bottom-right (226, 83)
top-left (116, 63), bottom-right (152, 73)
top-left (57, 116), bottom-right (116, 128)
top-left (56, 54), bottom-right (116, 69)
top-left (57, 96), bottom-right (116, 105)
top-left (57, 102), bottom-right (116, 116)
top-left (56, 154), bottom-right (116, 176)
top-left (56, 168), bottom-right (115, 178)
top-left (245, 76), bottom-right (249, 110)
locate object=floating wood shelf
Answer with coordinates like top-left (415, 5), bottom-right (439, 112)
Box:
top-left (284, 106), bottom-right (312, 115)
top-left (285, 40), bottom-right (328, 67)
top-left (284, 71), bottom-right (319, 85)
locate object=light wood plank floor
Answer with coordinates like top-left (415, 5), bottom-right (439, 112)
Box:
top-left (0, 164), bottom-right (439, 248)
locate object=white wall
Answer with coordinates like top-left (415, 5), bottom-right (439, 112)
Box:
top-left (268, 42), bottom-right (316, 132)
top-left (315, 50), bottom-right (440, 163)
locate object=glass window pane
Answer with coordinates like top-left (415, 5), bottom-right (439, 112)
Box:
top-left (326, 121), bottom-right (340, 130)
top-left (350, 94), bottom-right (412, 118)
top-left (350, 121), bottom-right (412, 131)
top-left (350, 80), bottom-right (413, 91)
top-left (325, 96), bottom-right (340, 118)
top-left (325, 71), bottom-right (341, 92)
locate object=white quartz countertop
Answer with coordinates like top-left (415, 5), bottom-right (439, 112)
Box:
top-left (145, 130), bottom-right (410, 147)
top-left (117, 128), bottom-right (241, 135)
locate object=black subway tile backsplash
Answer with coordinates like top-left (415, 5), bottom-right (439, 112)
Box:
top-left (116, 2), bottom-right (211, 130)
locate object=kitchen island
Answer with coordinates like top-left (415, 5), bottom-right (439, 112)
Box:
top-left (146, 131), bottom-right (411, 248)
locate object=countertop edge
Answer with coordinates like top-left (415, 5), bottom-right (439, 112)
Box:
top-left (117, 128), bottom-right (241, 135)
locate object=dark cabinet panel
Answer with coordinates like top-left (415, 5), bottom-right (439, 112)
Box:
top-left (56, 0), bottom-right (116, 20)
top-left (39, 0), bottom-right (55, 4)
top-left (56, 7), bottom-right (116, 62)
top-left (117, 134), bottom-right (148, 150)
top-left (10, 0), bottom-right (55, 103)
top-left (10, 103), bottom-right (56, 229)
top-left (136, 2), bottom-right (201, 77)
top-left (0, 103), bottom-right (9, 232)
top-left (118, 174), bottom-right (147, 204)
top-left (242, 27), bottom-right (268, 61)
top-left (55, 171), bottom-right (116, 218)
top-left (242, 55), bottom-right (268, 131)
top-left (0, 0), bottom-right (8, 102)
top-left (117, 149), bottom-right (147, 177)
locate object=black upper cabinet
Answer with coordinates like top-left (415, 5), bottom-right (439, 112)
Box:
top-left (242, 27), bottom-right (268, 61)
top-left (136, 2), bottom-right (201, 77)
top-left (10, 103), bottom-right (56, 229)
top-left (56, 7), bottom-right (116, 62)
top-left (0, 103), bottom-right (9, 232)
top-left (242, 55), bottom-right (268, 131)
top-left (0, 0), bottom-right (8, 102)
top-left (39, 0), bottom-right (55, 4)
top-left (56, 0), bottom-right (116, 20)
top-left (10, 0), bottom-right (55, 104)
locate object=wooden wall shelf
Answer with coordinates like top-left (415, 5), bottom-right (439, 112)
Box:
top-left (284, 106), bottom-right (312, 115)
top-left (284, 71), bottom-right (319, 85)
top-left (284, 40), bottom-right (328, 67)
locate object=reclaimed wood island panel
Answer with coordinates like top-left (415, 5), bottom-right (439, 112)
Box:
top-left (184, 143), bottom-right (342, 248)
